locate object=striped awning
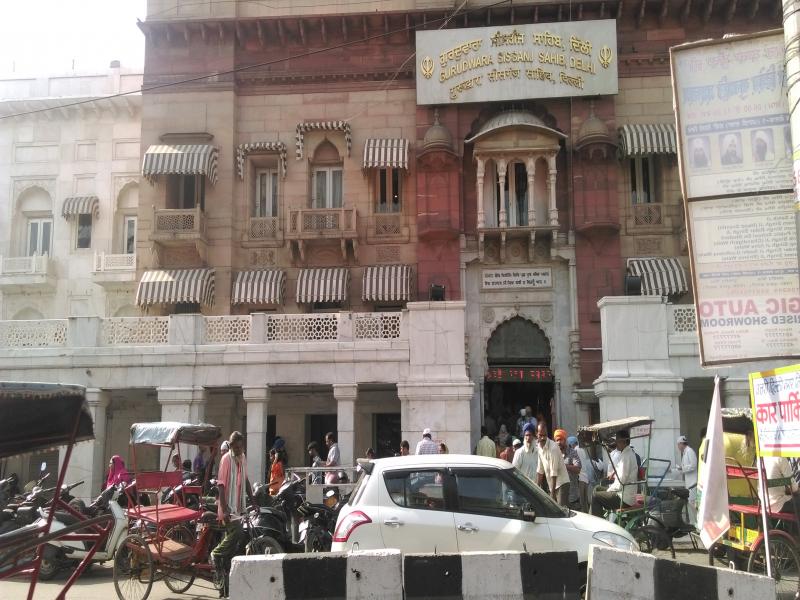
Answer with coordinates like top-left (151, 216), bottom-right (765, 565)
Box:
top-left (627, 257), bottom-right (688, 296)
top-left (618, 124), bottom-right (677, 157)
top-left (136, 268), bottom-right (215, 307)
top-left (363, 139), bottom-right (410, 170)
top-left (232, 269), bottom-right (286, 305)
top-left (142, 144), bottom-right (219, 185)
top-left (235, 142), bottom-right (287, 179)
top-left (296, 268), bottom-right (349, 304)
top-left (295, 121), bottom-right (352, 160)
top-left (362, 265), bottom-right (412, 302)
top-left (61, 196), bottom-right (99, 218)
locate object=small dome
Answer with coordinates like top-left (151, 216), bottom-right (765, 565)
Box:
top-left (422, 109), bottom-right (453, 152)
top-left (465, 110), bottom-right (565, 144)
top-left (576, 114), bottom-right (613, 148)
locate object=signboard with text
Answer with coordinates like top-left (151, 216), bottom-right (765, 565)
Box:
top-left (482, 268), bottom-right (552, 290)
top-left (416, 20), bottom-right (618, 105)
top-left (485, 366), bottom-right (553, 383)
top-left (750, 364), bottom-right (800, 457)
top-left (671, 30), bottom-right (800, 365)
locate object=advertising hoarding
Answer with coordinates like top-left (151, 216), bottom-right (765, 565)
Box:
top-left (672, 30), bottom-right (800, 365)
top-left (750, 363), bottom-right (800, 457)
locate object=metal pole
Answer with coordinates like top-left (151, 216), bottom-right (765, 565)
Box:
top-left (757, 456), bottom-right (773, 579)
top-left (784, 0), bottom-right (800, 273)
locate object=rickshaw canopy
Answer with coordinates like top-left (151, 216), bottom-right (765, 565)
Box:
top-left (577, 416), bottom-right (654, 446)
top-left (130, 421), bottom-right (222, 447)
top-left (0, 382), bottom-right (93, 459)
top-left (720, 407), bottom-right (753, 435)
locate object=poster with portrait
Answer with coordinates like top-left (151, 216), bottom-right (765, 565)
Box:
top-left (672, 30), bottom-right (800, 366)
top-left (673, 32), bottom-right (792, 197)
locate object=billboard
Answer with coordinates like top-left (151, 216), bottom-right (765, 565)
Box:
top-left (672, 31), bottom-right (800, 365)
top-left (416, 20), bottom-right (618, 105)
top-left (751, 363), bottom-right (800, 457)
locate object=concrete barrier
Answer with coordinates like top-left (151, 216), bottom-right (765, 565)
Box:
top-left (404, 551), bottom-right (579, 599)
top-left (231, 549), bottom-right (579, 600)
top-left (230, 549), bottom-right (403, 600)
top-left (587, 546), bottom-right (776, 600)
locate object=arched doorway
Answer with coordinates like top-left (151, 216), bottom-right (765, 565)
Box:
top-left (485, 317), bottom-right (554, 436)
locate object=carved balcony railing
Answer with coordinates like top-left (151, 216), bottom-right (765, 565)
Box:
top-left (0, 254), bottom-right (56, 290)
top-left (286, 208), bottom-right (358, 261)
top-left (366, 213), bottom-right (409, 243)
top-left (152, 206), bottom-right (207, 241)
top-left (245, 216), bottom-right (281, 245)
top-left (0, 319), bottom-right (67, 347)
top-left (669, 305), bottom-right (697, 334)
top-left (632, 203), bottom-right (664, 227)
top-left (93, 252), bottom-right (136, 272)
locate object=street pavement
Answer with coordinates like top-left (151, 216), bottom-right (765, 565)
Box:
top-left (0, 563), bottom-right (219, 600)
top-left (0, 543), bottom-right (723, 599)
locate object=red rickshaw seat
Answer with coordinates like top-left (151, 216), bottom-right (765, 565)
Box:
top-left (728, 503), bottom-right (799, 522)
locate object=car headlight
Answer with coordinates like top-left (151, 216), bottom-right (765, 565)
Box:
top-left (592, 531), bottom-right (638, 552)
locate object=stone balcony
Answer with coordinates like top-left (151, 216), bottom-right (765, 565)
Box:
top-left (242, 216), bottom-right (282, 247)
top-left (365, 213), bottom-right (410, 244)
top-left (151, 206), bottom-right (208, 261)
top-left (0, 254), bottom-right (57, 291)
top-left (92, 252), bottom-right (137, 287)
top-left (286, 207), bottom-right (358, 261)
top-left (477, 220), bottom-right (559, 263)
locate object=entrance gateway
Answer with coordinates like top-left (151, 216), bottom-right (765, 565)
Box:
top-left (484, 317), bottom-right (554, 438)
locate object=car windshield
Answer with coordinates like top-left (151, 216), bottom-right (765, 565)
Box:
top-left (506, 467), bottom-right (569, 518)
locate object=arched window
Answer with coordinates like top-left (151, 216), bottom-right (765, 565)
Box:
top-left (17, 187), bottom-right (53, 257)
top-left (310, 140), bottom-right (342, 209)
top-left (116, 182), bottom-right (138, 255)
top-left (487, 317), bottom-right (551, 366)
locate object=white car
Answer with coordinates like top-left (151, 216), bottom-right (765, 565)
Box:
top-left (332, 455), bottom-right (638, 567)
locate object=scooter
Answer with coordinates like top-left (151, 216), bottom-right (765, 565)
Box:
top-left (36, 482), bottom-right (128, 580)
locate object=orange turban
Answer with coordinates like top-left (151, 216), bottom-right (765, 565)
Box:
top-left (554, 429), bottom-right (567, 442)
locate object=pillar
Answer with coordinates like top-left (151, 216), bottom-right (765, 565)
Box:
top-left (722, 377), bottom-right (751, 409)
top-left (497, 158), bottom-right (508, 228)
top-left (243, 385), bottom-right (270, 484)
top-left (526, 156), bottom-right (537, 226)
top-left (333, 384), bottom-right (357, 468)
top-left (157, 386), bottom-right (207, 467)
top-left (476, 157), bottom-right (485, 229)
top-left (547, 155), bottom-right (558, 225)
top-left (62, 388), bottom-right (109, 502)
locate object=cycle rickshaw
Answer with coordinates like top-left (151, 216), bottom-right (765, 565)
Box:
top-left (0, 382), bottom-right (113, 600)
top-left (113, 421), bottom-right (222, 600)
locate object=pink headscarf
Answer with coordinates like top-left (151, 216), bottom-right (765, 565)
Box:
top-left (106, 455), bottom-right (130, 488)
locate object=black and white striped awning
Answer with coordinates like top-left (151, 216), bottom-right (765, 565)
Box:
top-left (142, 144), bottom-right (219, 185)
top-left (136, 268), bottom-right (215, 307)
top-left (235, 142), bottom-right (287, 179)
top-left (61, 196), bottom-right (99, 218)
top-left (296, 268), bottom-right (349, 304)
top-left (362, 265), bottom-right (412, 302)
top-left (618, 124), bottom-right (677, 157)
top-left (627, 258), bottom-right (688, 296)
top-left (363, 139), bottom-right (410, 170)
top-left (295, 121), bottom-right (352, 160)
top-left (232, 270), bottom-right (286, 305)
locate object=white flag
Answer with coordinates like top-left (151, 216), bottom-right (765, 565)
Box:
top-left (697, 375), bottom-right (730, 549)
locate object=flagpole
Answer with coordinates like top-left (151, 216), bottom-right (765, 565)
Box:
top-left (756, 456), bottom-right (773, 578)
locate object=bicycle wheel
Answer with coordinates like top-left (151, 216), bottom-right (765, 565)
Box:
top-left (163, 525), bottom-right (196, 594)
top-left (113, 534), bottom-right (154, 600)
top-left (747, 532), bottom-right (800, 600)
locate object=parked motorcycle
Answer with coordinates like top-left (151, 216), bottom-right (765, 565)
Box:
top-left (0, 477), bottom-right (80, 535)
top-left (0, 473), bottom-right (19, 509)
top-left (36, 482), bottom-right (128, 580)
top-left (298, 488), bottom-right (350, 552)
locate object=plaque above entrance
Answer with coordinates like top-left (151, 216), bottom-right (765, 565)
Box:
top-left (486, 366), bottom-right (553, 382)
top-left (416, 20), bottom-right (618, 105)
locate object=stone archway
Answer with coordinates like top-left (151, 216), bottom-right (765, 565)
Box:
top-left (487, 316), bottom-right (551, 366)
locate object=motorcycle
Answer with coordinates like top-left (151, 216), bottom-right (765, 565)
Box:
top-left (0, 477), bottom-right (80, 535)
top-left (298, 488), bottom-right (349, 552)
top-left (36, 482), bottom-right (128, 580)
top-left (0, 473), bottom-right (19, 509)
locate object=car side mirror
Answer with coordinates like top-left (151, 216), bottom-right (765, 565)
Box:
top-left (522, 509), bottom-right (537, 522)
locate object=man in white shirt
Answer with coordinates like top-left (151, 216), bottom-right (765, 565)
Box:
top-left (324, 432), bottom-right (340, 484)
top-left (673, 435), bottom-right (698, 525)
top-left (535, 423), bottom-right (570, 506)
top-left (476, 426), bottom-right (497, 457)
top-left (762, 456), bottom-right (799, 514)
top-left (512, 423), bottom-right (538, 483)
top-left (415, 428), bottom-right (438, 455)
top-left (591, 429), bottom-right (638, 517)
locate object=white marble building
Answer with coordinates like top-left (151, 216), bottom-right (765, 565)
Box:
top-left (0, 64), bottom-right (143, 322)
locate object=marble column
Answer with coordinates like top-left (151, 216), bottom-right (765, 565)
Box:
top-left (243, 385), bottom-right (270, 484)
top-left (547, 155), bottom-right (558, 225)
top-left (157, 386), bottom-right (207, 467)
top-left (333, 384), bottom-right (357, 468)
top-left (497, 158), bottom-right (508, 228)
top-left (476, 158), bottom-right (485, 229)
top-left (526, 156), bottom-right (537, 226)
top-left (62, 388), bottom-right (109, 502)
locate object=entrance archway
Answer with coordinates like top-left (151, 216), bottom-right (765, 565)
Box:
top-left (484, 317), bottom-right (554, 439)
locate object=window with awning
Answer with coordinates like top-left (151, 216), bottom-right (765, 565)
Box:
top-left (61, 196), bottom-right (99, 219)
top-left (362, 139), bottom-right (409, 170)
top-left (142, 145), bottom-right (219, 185)
top-left (231, 270), bottom-right (285, 305)
top-left (627, 257), bottom-right (688, 296)
top-left (296, 268), bottom-right (349, 304)
top-left (136, 268), bottom-right (215, 307)
top-left (618, 124), bottom-right (677, 157)
top-left (362, 265), bottom-right (412, 302)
